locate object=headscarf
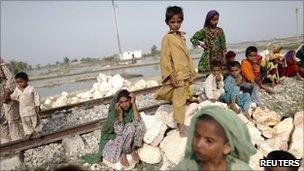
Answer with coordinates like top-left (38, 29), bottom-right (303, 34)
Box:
top-left (254, 54), bottom-right (263, 64)
top-left (204, 10), bottom-right (219, 28)
top-left (81, 89), bottom-right (134, 164)
top-left (285, 50), bottom-right (295, 64)
top-left (173, 106), bottom-right (256, 170)
top-left (296, 44), bottom-right (304, 60)
top-left (225, 51), bottom-right (236, 60)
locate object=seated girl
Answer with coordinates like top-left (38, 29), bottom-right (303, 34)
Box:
top-left (173, 106), bottom-right (256, 170)
top-left (82, 89), bottom-right (146, 166)
top-left (279, 50), bottom-right (302, 80)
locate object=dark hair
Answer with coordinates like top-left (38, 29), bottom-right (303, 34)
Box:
top-left (15, 71), bottom-right (29, 81)
top-left (227, 61), bottom-right (241, 70)
top-left (54, 164), bottom-right (85, 171)
top-left (117, 89), bottom-right (131, 102)
top-left (265, 150), bottom-right (299, 171)
top-left (165, 6), bottom-right (184, 24)
top-left (197, 115), bottom-right (228, 142)
top-left (245, 46), bottom-right (258, 57)
top-left (210, 60), bottom-right (222, 70)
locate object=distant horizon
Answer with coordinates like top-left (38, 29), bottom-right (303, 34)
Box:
top-left (1, 1), bottom-right (303, 65)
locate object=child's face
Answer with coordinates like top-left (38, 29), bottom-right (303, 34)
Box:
top-left (210, 15), bottom-right (219, 27)
top-left (167, 14), bottom-right (182, 32)
top-left (229, 66), bottom-right (241, 78)
top-left (118, 96), bottom-right (131, 111)
top-left (16, 78), bottom-right (28, 88)
top-left (227, 57), bottom-right (235, 63)
top-left (247, 52), bottom-right (257, 63)
top-left (211, 66), bottom-right (221, 77)
top-left (192, 119), bottom-right (229, 163)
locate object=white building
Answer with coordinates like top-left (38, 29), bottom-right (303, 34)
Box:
top-left (120, 50), bottom-right (142, 60)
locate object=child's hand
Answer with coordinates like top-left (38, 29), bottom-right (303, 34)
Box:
top-left (115, 102), bottom-right (123, 114)
top-left (216, 75), bottom-right (222, 82)
top-left (130, 93), bottom-right (136, 104)
top-left (170, 74), bottom-right (179, 88)
top-left (35, 106), bottom-right (41, 115)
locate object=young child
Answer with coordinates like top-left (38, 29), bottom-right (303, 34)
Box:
top-left (225, 51), bottom-right (236, 63)
top-left (10, 72), bottom-right (42, 138)
top-left (191, 10), bottom-right (226, 72)
top-left (279, 50), bottom-right (302, 79)
top-left (221, 61), bottom-right (251, 118)
top-left (155, 6), bottom-right (196, 137)
top-left (204, 60), bottom-right (224, 102)
top-left (173, 106), bottom-right (256, 170)
top-left (264, 150), bottom-right (300, 171)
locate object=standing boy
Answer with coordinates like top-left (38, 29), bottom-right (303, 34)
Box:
top-left (155, 6), bottom-right (196, 137)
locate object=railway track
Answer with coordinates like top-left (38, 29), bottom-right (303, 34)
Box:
top-left (40, 74), bottom-right (207, 118)
top-left (1, 74), bottom-right (207, 157)
top-left (0, 103), bottom-right (165, 157)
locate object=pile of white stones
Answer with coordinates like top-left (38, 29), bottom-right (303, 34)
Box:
top-left (42, 73), bottom-right (159, 110)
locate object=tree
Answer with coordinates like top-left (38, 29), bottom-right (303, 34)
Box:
top-left (55, 61), bottom-right (60, 65)
top-left (6, 60), bottom-right (30, 74)
top-left (63, 57), bottom-right (70, 64)
top-left (150, 45), bottom-right (160, 56)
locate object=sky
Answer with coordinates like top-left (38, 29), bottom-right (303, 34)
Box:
top-left (1, 1), bottom-right (303, 66)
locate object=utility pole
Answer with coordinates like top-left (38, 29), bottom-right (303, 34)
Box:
top-left (295, 8), bottom-right (299, 37)
top-left (112, 0), bottom-right (122, 64)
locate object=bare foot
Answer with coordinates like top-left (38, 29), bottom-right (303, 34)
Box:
top-left (131, 150), bottom-right (140, 163)
top-left (177, 123), bottom-right (188, 137)
top-left (119, 153), bottom-right (129, 166)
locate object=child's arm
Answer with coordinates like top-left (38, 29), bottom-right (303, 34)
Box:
top-left (160, 36), bottom-right (178, 87)
top-left (190, 29), bottom-right (206, 48)
top-left (204, 75), bottom-right (215, 100)
top-left (33, 88), bottom-right (41, 114)
top-left (10, 88), bottom-right (18, 101)
top-left (220, 30), bottom-right (227, 64)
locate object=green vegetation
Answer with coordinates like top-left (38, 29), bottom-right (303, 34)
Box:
top-left (6, 60), bottom-right (32, 74)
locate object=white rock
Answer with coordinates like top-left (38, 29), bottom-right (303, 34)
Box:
top-left (93, 130), bottom-right (101, 140)
top-left (61, 91), bottom-right (69, 96)
top-left (155, 105), bottom-right (176, 128)
top-left (130, 79), bottom-right (146, 91)
top-left (97, 82), bottom-right (111, 93)
top-left (110, 74), bottom-right (124, 90)
top-left (198, 100), bottom-right (228, 110)
top-left (256, 124), bottom-right (274, 139)
top-left (252, 107), bottom-right (281, 126)
top-left (70, 96), bottom-right (80, 104)
top-left (185, 103), bottom-right (198, 118)
top-left (52, 95), bottom-right (68, 108)
top-left (62, 135), bottom-right (85, 155)
top-left (0, 155), bottom-right (22, 170)
top-left (76, 91), bottom-right (92, 100)
top-left (44, 96), bottom-right (54, 105)
top-left (293, 111), bottom-right (304, 127)
top-left (249, 149), bottom-right (264, 171)
top-left (262, 118), bottom-right (294, 151)
top-left (92, 90), bottom-right (103, 99)
top-left (160, 154), bottom-right (174, 170)
top-left (146, 80), bottom-right (159, 88)
top-left (123, 80), bottom-right (131, 88)
top-left (97, 73), bottom-right (108, 83)
top-left (288, 124), bottom-right (304, 159)
top-left (159, 130), bottom-right (187, 165)
top-left (141, 112), bottom-right (167, 146)
top-left (138, 144), bottom-right (162, 164)
top-left (247, 122), bottom-right (265, 147)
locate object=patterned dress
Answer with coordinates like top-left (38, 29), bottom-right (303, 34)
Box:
top-left (102, 120), bottom-right (145, 163)
top-left (191, 27), bottom-right (226, 72)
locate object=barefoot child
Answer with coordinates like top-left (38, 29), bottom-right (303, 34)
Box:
top-left (204, 60), bottom-right (224, 102)
top-left (10, 72), bottom-right (42, 138)
top-left (174, 106), bottom-right (256, 170)
top-left (155, 6), bottom-right (196, 137)
top-left (191, 10), bottom-right (226, 72)
top-left (221, 61), bottom-right (251, 118)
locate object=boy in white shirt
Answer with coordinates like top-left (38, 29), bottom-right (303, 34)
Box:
top-left (204, 60), bottom-right (225, 102)
top-left (10, 72), bottom-right (41, 137)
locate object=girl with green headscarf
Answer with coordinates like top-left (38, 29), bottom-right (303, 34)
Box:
top-left (82, 89), bottom-right (146, 166)
top-left (173, 106), bottom-right (256, 170)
